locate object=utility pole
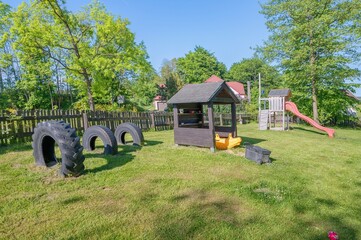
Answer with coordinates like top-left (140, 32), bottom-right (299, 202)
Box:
top-left (258, 73), bottom-right (261, 113)
top-left (247, 81), bottom-right (251, 103)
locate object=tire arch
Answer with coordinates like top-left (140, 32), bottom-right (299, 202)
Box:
top-left (115, 123), bottom-right (144, 146)
top-left (82, 125), bottom-right (118, 155)
top-left (32, 120), bottom-right (85, 177)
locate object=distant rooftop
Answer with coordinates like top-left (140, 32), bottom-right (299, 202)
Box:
top-left (204, 75), bottom-right (246, 97)
top-left (205, 75), bottom-right (224, 83)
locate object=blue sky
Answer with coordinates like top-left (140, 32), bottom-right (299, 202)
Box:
top-left (4, 0), bottom-right (361, 95)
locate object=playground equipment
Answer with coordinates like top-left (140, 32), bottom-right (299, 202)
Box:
top-left (285, 101), bottom-right (335, 138)
top-left (168, 81), bottom-right (240, 152)
top-left (215, 133), bottom-right (242, 150)
top-left (259, 89), bottom-right (291, 131)
top-left (32, 120), bottom-right (85, 177)
top-left (259, 89), bottom-right (335, 138)
top-left (32, 120), bottom-right (145, 177)
top-left (83, 125), bottom-right (118, 155)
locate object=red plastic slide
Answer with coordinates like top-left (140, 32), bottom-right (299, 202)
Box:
top-left (285, 101), bottom-right (335, 138)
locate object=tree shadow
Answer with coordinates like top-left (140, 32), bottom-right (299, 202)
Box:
top-left (60, 196), bottom-right (86, 205)
top-left (0, 143), bottom-right (33, 155)
top-left (154, 188), bottom-right (244, 238)
top-left (240, 136), bottom-right (267, 145)
top-left (84, 145), bottom-right (139, 174)
top-left (290, 194), bottom-right (358, 240)
top-left (292, 126), bottom-right (326, 136)
top-left (144, 140), bottom-right (163, 146)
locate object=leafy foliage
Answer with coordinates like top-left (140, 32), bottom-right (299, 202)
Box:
top-left (158, 59), bottom-right (183, 100)
top-left (7, 0), bottom-right (153, 111)
top-left (226, 57), bottom-right (281, 115)
top-left (260, 0), bottom-right (361, 124)
top-left (177, 46), bottom-right (227, 84)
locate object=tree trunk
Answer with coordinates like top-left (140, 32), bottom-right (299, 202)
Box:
top-left (309, 28), bottom-right (319, 122)
top-left (49, 84), bottom-right (54, 110)
top-left (311, 76), bottom-right (319, 122)
top-left (55, 64), bottom-right (61, 108)
top-left (0, 68), bottom-right (3, 92)
top-left (82, 69), bottom-right (95, 111)
top-left (67, 82), bottom-right (73, 105)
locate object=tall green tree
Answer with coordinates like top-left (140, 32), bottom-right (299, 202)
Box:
top-left (159, 59), bottom-right (182, 99)
top-left (177, 46), bottom-right (227, 84)
top-left (261, 0), bottom-right (361, 123)
top-left (0, 1), bottom-right (24, 109)
top-left (10, 2), bottom-right (56, 109)
top-left (11, 0), bottom-right (152, 111)
top-left (227, 57), bottom-right (281, 90)
top-left (227, 57), bottom-right (282, 114)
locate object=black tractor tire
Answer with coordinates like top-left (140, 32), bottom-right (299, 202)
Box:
top-left (82, 125), bottom-right (118, 155)
top-left (115, 122), bottom-right (144, 146)
top-left (32, 120), bottom-right (85, 177)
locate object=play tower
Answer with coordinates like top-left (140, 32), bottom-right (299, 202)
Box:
top-left (259, 89), bottom-right (292, 131)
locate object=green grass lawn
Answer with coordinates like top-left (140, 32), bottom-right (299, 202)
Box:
top-left (1, 123), bottom-right (361, 239)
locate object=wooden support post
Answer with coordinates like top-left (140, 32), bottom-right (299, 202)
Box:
top-left (150, 112), bottom-right (155, 130)
top-left (82, 112), bottom-right (89, 131)
top-left (247, 81), bottom-right (251, 103)
top-left (282, 97), bottom-right (285, 130)
top-left (208, 102), bottom-right (215, 152)
top-left (231, 103), bottom-right (237, 137)
top-left (173, 105), bottom-right (179, 146)
top-left (173, 105), bottom-right (178, 129)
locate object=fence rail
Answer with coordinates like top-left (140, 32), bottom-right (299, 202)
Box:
top-left (0, 110), bottom-right (255, 145)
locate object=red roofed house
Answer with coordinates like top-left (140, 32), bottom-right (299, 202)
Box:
top-left (205, 75), bottom-right (247, 100)
top-left (153, 84), bottom-right (168, 111)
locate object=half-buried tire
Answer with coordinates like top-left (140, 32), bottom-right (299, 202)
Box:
top-left (82, 125), bottom-right (118, 155)
top-left (115, 123), bottom-right (144, 146)
top-left (32, 120), bottom-right (85, 177)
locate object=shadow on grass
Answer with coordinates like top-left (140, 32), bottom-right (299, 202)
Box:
top-left (84, 145), bottom-right (139, 174)
top-left (144, 140), bottom-right (163, 146)
top-left (292, 196), bottom-right (358, 239)
top-left (240, 136), bottom-right (267, 145)
top-left (292, 126), bottom-right (326, 136)
top-left (60, 196), bottom-right (86, 205)
top-left (155, 189), bottom-right (244, 238)
top-left (0, 143), bottom-right (33, 155)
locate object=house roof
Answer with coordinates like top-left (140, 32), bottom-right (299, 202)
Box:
top-left (153, 95), bottom-right (162, 101)
top-left (168, 81), bottom-right (239, 104)
top-left (205, 75), bottom-right (223, 83)
top-left (268, 89), bottom-right (292, 98)
top-left (345, 90), bottom-right (360, 101)
top-left (204, 75), bottom-right (246, 97)
top-left (227, 82), bottom-right (246, 95)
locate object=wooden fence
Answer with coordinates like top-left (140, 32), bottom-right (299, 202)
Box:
top-left (0, 110), bottom-right (174, 145)
top-left (0, 110), bottom-right (255, 145)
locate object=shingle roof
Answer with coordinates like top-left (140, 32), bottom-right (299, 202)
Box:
top-left (168, 82), bottom-right (238, 104)
top-left (268, 89), bottom-right (292, 98)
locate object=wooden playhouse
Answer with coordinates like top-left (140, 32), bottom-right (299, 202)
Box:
top-left (167, 81), bottom-right (240, 152)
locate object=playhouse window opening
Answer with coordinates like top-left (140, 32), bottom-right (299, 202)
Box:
top-left (177, 105), bottom-right (208, 129)
top-left (213, 104), bottom-right (232, 127)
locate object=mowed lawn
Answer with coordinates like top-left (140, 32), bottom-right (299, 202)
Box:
top-left (1, 123), bottom-right (361, 239)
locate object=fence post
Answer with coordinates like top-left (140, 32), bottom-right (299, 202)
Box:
top-left (219, 113), bottom-right (223, 126)
top-left (150, 112), bottom-right (155, 129)
top-left (82, 112), bottom-right (89, 131)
